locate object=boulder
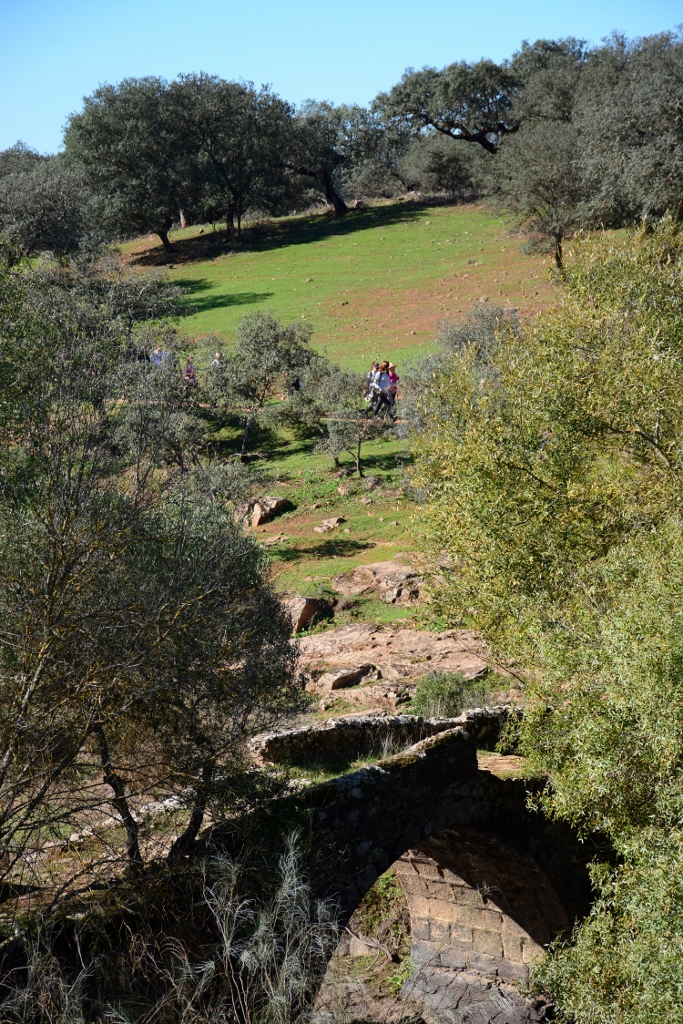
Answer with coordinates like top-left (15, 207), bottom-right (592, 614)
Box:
top-left (313, 516), bottom-right (346, 534)
top-left (364, 475), bottom-right (381, 491)
top-left (379, 571), bottom-right (421, 605)
top-left (284, 595), bottom-right (333, 633)
top-left (251, 497), bottom-right (290, 528)
top-left (307, 663), bottom-right (376, 694)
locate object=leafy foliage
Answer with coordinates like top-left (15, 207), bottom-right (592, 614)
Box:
top-left (312, 368), bottom-right (392, 477)
top-left (0, 155), bottom-right (95, 258)
top-left (64, 77), bottom-right (187, 251)
top-left (376, 60), bottom-right (520, 154)
top-left (206, 311), bottom-right (315, 459)
top-left (0, 255), bottom-right (303, 892)
top-left (409, 221), bottom-right (683, 1019)
top-left (169, 75), bottom-right (293, 235)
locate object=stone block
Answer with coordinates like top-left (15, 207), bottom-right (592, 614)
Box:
top-left (411, 918), bottom-right (431, 941)
top-left (424, 896), bottom-right (468, 923)
top-left (472, 927), bottom-right (504, 959)
top-left (501, 919), bottom-right (529, 963)
top-left (497, 958), bottom-right (529, 983)
top-left (406, 895), bottom-right (434, 918)
top-left (522, 938), bottom-right (545, 964)
top-left (448, 884), bottom-right (486, 907)
top-left (398, 875), bottom-right (431, 896)
top-left (450, 922), bottom-right (476, 946)
top-left (412, 939), bottom-right (442, 966)
top-left (437, 946), bottom-right (471, 971)
top-left (437, 868), bottom-right (467, 886)
top-left (445, 905), bottom-right (503, 930)
top-left (411, 858), bottom-right (444, 879)
top-left (467, 950), bottom-right (501, 975)
top-left (502, 934), bottom-right (524, 963)
top-left (427, 919), bottom-right (452, 943)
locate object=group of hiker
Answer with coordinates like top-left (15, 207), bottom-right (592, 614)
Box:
top-left (148, 346), bottom-right (216, 387)
top-left (365, 360), bottom-right (399, 419)
top-left (145, 347), bottom-right (400, 419)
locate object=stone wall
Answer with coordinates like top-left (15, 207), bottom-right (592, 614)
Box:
top-left (250, 707), bottom-right (518, 767)
top-left (396, 827), bottom-right (569, 1022)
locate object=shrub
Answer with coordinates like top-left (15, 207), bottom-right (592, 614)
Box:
top-left (411, 671), bottom-right (491, 718)
top-left (409, 220), bottom-right (683, 1020)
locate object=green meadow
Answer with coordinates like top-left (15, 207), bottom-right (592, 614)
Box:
top-left (125, 200), bottom-right (556, 370)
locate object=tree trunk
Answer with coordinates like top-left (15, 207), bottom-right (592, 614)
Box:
top-left (167, 760), bottom-right (213, 863)
top-left (355, 437), bottom-right (363, 478)
top-left (157, 229), bottom-right (175, 253)
top-left (237, 211), bottom-right (243, 239)
top-left (323, 176), bottom-right (349, 217)
top-left (240, 415), bottom-right (254, 462)
top-left (554, 231), bottom-right (564, 270)
top-left (92, 723), bottom-right (142, 866)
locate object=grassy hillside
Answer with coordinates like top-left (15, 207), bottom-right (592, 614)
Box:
top-left (121, 199), bottom-right (560, 616)
top-left (124, 199), bottom-right (557, 370)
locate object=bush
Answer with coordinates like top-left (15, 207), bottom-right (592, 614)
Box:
top-left (411, 671), bottom-right (491, 718)
top-left (409, 219), bottom-right (683, 1020)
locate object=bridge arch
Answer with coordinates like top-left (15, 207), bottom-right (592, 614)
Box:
top-left (214, 714), bottom-right (594, 1022)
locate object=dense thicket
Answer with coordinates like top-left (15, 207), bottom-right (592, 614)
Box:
top-left (0, 252), bottom-right (305, 897)
top-left (3, 27), bottom-right (679, 255)
top-left (409, 222), bottom-right (683, 1021)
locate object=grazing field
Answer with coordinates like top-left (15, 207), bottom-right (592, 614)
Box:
top-left (123, 199), bottom-right (559, 618)
top-left (124, 199), bottom-right (558, 370)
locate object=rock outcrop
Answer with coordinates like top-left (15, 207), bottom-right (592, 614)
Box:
top-left (332, 560), bottom-right (422, 605)
top-left (299, 623), bottom-right (488, 681)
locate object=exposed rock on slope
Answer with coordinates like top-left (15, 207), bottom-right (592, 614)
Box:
top-left (332, 560), bottom-right (422, 605)
top-left (297, 622), bottom-right (490, 709)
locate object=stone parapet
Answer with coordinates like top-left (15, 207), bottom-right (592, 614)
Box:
top-left (250, 706), bottom-right (519, 766)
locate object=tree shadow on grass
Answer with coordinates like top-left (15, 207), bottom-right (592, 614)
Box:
top-left (274, 539), bottom-right (375, 563)
top-left (175, 277), bottom-right (274, 314)
top-left (129, 197), bottom-right (460, 267)
top-left (335, 450), bottom-right (413, 476)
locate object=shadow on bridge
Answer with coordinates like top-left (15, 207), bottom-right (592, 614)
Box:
top-left (207, 712), bottom-right (601, 1024)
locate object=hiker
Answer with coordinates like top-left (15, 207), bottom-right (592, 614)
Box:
top-left (364, 362), bottom-right (380, 406)
top-left (372, 361), bottom-right (393, 417)
top-left (151, 347), bottom-right (164, 366)
top-left (388, 363), bottom-right (399, 405)
top-left (184, 355), bottom-right (198, 385)
top-left (211, 351), bottom-right (223, 367)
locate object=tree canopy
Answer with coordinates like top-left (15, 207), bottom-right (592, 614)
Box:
top-left (375, 60), bottom-right (520, 154)
top-left (0, 255), bottom-right (303, 892)
top-left (64, 77), bottom-right (187, 251)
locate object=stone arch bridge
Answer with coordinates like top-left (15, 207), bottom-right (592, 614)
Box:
top-left (210, 711), bottom-right (597, 1024)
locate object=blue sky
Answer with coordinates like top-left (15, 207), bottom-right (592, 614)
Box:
top-left (1, 0), bottom-right (681, 153)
